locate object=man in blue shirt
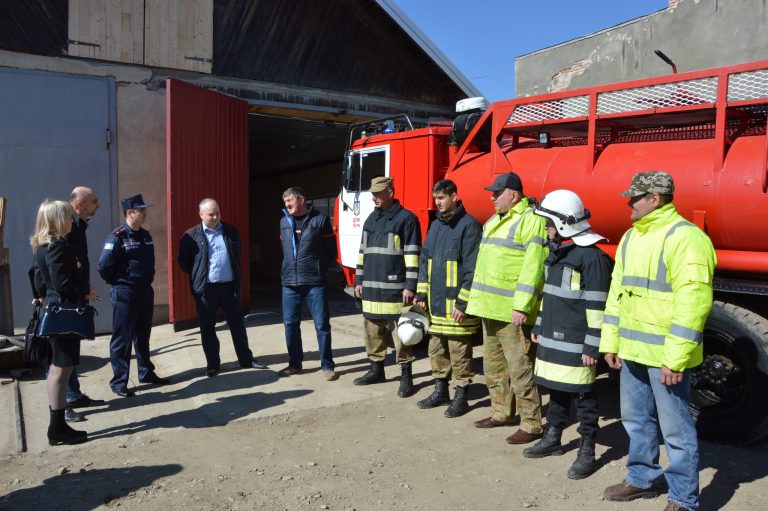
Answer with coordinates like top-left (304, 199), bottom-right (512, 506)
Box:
top-left (178, 198), bottom-right (267, 377)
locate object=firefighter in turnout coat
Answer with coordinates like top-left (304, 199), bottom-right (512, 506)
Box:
top-left (466, 172), bottom-right (548, 445)
top-left (414, 180), bottom-right (482, 418)
top-left (353, 176), bottom-right (422, 397)
top-left (523, 190), bottom-right (613, 480)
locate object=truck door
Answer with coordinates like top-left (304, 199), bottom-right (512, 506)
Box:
top-left (338, 147), bottom-right (389, 272)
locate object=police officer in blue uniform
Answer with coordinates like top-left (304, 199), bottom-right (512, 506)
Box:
top-left (98, 194), bottom-right (169, 397)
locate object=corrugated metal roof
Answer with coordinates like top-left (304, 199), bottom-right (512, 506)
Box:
top-left (376, 0), bottom-right (481, 98)
top-left (0, 0), bottom-right (66, 55)
top-left (212, 0), bottom-right (473, 107)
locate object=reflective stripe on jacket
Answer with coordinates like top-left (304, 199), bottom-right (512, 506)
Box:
top-left (599, 203), bottom-right (716, 371)
top-left (533, 242), bottom-right (613, 392)
top-left (465, 198), bottom-right (548, 323)
top-left (415, 202), bottom-right (481, 336)
top-left (354, 200), bottom-right (421, 319)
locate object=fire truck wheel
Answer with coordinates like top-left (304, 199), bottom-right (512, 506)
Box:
top-left (691, 301), bottom-right (768, 445)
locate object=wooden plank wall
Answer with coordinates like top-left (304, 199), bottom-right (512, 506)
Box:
top-left (67, 0), bottom-right (211, 73)
top-left (68, 0), bottom-right (143, 63)
top-left (146, 0), bottom-right (212, 73)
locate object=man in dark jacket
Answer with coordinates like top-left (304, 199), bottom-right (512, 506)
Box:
top-left (53, 187), bottom-right (105, 420)
top-left (523, 189), bottom-right (613, 480)
top-left (98, 194), bottom-right (169, 397)
top-left (178, 198), bottom-right (267, 377)
top-left (353, 176), bottom-right (422, 397)
top-left (278, 187), bottom-right (338, 381)
top-left (414, 179), bottom-right (482, 418)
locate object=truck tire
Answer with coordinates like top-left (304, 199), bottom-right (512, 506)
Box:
top-left (691, 301), bottom-right (768, 445)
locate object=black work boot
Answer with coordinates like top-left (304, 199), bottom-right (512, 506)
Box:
top-left (444, 385), bottom-right (470, 418)
top-left (353, 360), bottom-right (386, 385)
top-left (397, 363), bottom-right (414, 398)
top-left (417, 378), bottom-right (450, 409)
top-left (47, 408), bottom-right (87, 446)
top-left (567, 436), bottom-right (597, 479)
top-left (522, 425), bottom-right (563, 458)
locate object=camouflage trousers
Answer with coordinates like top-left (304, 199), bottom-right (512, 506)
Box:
top-left (363, 318), bottom-right (415, 364)
top-left (482, 318), bottom-right (542, 434)
top-left (427, 334), bottom-right (474, 388)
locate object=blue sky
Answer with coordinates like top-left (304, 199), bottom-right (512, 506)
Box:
top-left (394, 0), bottom-right (669, 101)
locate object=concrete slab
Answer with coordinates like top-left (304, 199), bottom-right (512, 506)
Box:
top-left (0, 376), bottom-right (19, 454)
top-left (7, 307), bottom-right (437, 454)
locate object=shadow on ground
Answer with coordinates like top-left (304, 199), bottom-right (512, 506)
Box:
top-left (0, 463), bottom-right (183, 511)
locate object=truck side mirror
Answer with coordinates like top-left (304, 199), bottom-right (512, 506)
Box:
top-left (343, 153), bottom-right (354, 190)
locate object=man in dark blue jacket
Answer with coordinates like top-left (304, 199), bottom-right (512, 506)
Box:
top-left (178, 198), bottom-right (267, 377)
top-left (98, 194), bottom-right (169, 397)
top-left (279, 187), bottom-right (338, 381)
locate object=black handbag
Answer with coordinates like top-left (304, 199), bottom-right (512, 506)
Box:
top-left (37, 302), bottom-right (97, 340)
top-left (24, 305), bottom-right (51, 362)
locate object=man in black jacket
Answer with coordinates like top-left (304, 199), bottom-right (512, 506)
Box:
top-left (414, 179), bottom-right (482, 418)
top-left (62, 187), bottom-right (105, 416)
top-left (353, 177), bottom-right (422, 397)
top-left (524, 189), bottom-right (613, 480)
top-left (279, 187), bottom-right (338, 381)
top-left (178, 198), bottom-right (267, 377)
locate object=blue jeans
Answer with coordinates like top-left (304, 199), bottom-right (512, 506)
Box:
top-left (621, 360), bottom-right (699, 511)
top-left (67, 368), bottom-right (83, 402)
top-left (282, 285), bottom-right (334, 370)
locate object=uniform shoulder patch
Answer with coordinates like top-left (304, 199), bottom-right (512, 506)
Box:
top-left (103, 242), bottom-right (115, 251)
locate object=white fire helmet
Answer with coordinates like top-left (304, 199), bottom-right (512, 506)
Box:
top-left (534, 189), bottom-right (607, 246)
top-left (397, 304), bottom-right (431, 346)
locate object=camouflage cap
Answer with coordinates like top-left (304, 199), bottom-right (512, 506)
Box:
top-left (620, 171), bottom-right (675, 197)
top-left (369, 176), bottom-right (393, 193)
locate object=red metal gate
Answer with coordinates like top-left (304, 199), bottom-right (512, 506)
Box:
top-left (166, 78), bottom-right (250, 329)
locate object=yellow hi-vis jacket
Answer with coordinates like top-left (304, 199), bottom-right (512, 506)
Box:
top-left (599, 203), bottom-right (716, 371)
top-left (465, 198), bottom-right (548, 323)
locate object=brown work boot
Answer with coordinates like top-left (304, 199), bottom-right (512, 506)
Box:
top-left (473, 416), bottom-right (517, 428)
top-left (603, 480), bottom-right (659, 502)
top-left (505, 429), bottom-right (542, 445)
top-left (663, 502), bottom-right (689, 511)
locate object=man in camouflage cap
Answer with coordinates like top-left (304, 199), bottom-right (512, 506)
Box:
top-left (621, 170), bottom-right (674, 196)
top-left (369, 176), bottom-right (394, 193)
top-left (600, 170), bottom-right (716, 511)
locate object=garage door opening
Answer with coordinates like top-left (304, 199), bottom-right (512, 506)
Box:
top-left (245, 114), bottom-right (349, 297)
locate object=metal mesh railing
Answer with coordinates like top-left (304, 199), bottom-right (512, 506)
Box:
top-left (597, 77), bottom-right (718, 114)
top-left (506, 95), bottom-right (590, 124)
top-left (728, 70), bottom-right (768, 101)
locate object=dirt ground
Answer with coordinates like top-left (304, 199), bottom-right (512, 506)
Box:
top-left (1, 293), bottom-right (767, 511)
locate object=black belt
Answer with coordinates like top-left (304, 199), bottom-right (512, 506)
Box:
top-left (208, 281), bottom-right (233, 286)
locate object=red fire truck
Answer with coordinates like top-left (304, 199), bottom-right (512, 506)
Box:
top-left (335, 59), bottom-right (768, 444)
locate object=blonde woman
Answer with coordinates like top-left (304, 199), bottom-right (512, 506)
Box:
top-left (30, 200), bottom-right (89, 445)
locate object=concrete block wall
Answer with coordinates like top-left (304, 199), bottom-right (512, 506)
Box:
top-left (515, 0), bottom-right (768, 97)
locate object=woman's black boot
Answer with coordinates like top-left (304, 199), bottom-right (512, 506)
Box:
top-left (48, 408), bottom-right (88, 446)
